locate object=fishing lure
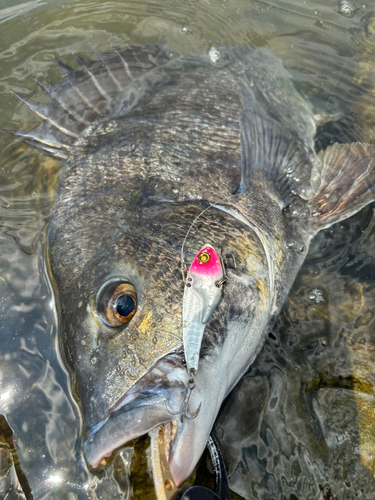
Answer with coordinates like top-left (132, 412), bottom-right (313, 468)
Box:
top-left (165, 244), bottom-right (227, 421)
top-left (183, 245), bottom-right (226, 374)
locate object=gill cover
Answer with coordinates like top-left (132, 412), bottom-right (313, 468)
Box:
top-left (182, 245), bottom-right (225, 373)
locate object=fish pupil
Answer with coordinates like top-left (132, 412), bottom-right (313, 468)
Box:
top-left (116, 295), bottom-right (135, 317)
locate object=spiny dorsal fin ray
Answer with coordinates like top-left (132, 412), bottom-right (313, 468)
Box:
top-left (74, 55), bottom-right (112, 102)
top-left (53, 60), bottom-right (104, 116)
top-left (54, 57), bottom-right (75, 77)
top-left (312, 142), bottom-right (375, 230)
top-left (32, 77), bottom-right (91, 127)
top-left (111, 44), bottom-right (178, 80)
top-left (52, 58), bottom-right (103, 117)
top-left (111, 45), bottom-right (135, 82)
top-left (239, 88), bottom-right (313, 205)
top-left (2, 128), bottom-right (70, 159)
top-left (93, 48), bottom-right (124, 92)
top-left (12, 92), bottom-right (79, 139)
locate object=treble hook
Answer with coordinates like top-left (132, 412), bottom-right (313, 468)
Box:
top-left (165, 370), bottom-right (201, 422)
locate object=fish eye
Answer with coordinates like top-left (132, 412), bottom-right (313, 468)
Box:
top-left (97, 281), bottom-right (137, 327)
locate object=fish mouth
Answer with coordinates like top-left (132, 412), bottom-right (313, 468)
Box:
top-left (83, 395), bottom-right (179, 469)
top-left (82, 354), bottom-right (217, 485)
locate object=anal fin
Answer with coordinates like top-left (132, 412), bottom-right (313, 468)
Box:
top-left (312, 142), bottom-right (375, 230)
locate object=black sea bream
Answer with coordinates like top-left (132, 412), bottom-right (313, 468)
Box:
top-left (6, 44), bottom-right (375, 484)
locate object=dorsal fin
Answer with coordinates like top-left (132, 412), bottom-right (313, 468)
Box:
top-left (4, 44), bottom-right (179, 160)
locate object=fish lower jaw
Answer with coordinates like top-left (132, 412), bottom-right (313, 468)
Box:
top-left (84, 414), bottom-right (193, 486)
top-left (83, 357), bottom-right (191, 470)
top-left (95, 419), bottom-right (177, 467)
top-left (83, 403), bottom-right (183, 465)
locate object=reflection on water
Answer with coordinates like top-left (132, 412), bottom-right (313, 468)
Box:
top-left (0, 0), bottom-right (375, 498)
top-left (216, 207), bottom-right (375, 499)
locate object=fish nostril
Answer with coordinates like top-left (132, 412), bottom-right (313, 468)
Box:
top-left (90, 350), bottom-right (99, 365)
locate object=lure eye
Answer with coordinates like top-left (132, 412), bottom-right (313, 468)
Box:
top-left (198, 251), bottom-right (210, 263)
top-left (97, 282), bottom-right (137, 327)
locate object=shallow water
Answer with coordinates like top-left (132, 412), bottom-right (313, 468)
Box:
top-left (1, 0), bottom-right (375, 498)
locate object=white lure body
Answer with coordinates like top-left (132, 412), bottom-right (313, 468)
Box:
top-left (182, 245), bottom-right (224, 373)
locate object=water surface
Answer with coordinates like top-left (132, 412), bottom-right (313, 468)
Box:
top-left (1, 1), bottom-right (375, 498)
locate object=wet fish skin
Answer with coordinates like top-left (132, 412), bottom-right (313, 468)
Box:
top-left (51, 187), bottom-right (270, 427)
top-left (7, 44), bottom-right (375, 485)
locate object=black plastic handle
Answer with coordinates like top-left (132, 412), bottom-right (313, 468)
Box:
top-left (174, 484), bottom-right (221, 500)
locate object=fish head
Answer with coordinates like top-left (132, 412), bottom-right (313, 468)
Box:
top-left (49, 164), bottom-right (270, 483)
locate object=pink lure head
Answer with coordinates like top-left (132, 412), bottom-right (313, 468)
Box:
top-left (189, 246), bottom-right (223, 279)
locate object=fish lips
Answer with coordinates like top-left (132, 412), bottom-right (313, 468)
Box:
top-left (82, 361), bottom-right (223, 485)
top-left (83, 393), bottom-right (174, 467)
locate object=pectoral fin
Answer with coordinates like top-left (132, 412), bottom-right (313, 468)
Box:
top-left (311, 142), bottom-right (375, 231)
top-left (239, 91), bottom-right (314, 205)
